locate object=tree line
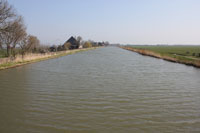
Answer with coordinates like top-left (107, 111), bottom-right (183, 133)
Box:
top-left (0, 0), bottom-right (109, 58)
top-left (49, 36), bottom-right (109, 52)
top-left (0, 0), bottom-right (45, 57)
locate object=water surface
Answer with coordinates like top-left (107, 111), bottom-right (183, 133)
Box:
top-left (0, 47), bottom-right (200, 133)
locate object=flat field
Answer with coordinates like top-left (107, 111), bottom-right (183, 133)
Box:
top-left (130, 45), bottom-right (200, 59)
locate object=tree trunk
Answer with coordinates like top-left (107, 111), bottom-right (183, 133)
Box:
top-left (11, 47), bottom-right (16, 57)
top-left (7, 45), bottom-right (11, 57)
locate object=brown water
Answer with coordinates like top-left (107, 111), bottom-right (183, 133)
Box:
top-left (0, 47), bottom-right (200, 133)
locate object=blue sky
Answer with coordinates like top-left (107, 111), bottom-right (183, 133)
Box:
top-left (7, 0), bottom-right (200, 45)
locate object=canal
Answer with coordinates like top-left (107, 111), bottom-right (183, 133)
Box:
top-left (0, 47), bottom-right (200, 132)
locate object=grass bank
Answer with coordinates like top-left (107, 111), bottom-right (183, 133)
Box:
top-left (0, 47), bottom-right (97, 70)
top-left (121, 46), bottom-right (200, 68)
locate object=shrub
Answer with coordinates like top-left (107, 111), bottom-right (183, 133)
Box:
top-left (57, 45), bottom-right (63, 51)
top-left (83, 42), bottom-right (92, 48)
top-left (63, 42), bottom-right (71, 50)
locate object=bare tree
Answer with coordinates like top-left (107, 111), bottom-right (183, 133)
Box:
top-left (76, 36), bottom-right (82, 43)
top-left (0, 0), bottom-right (42, 57)
top-left (0, 41), bottom-right (2, 49)
top-left (18, 35), bottom-right (28, 57)
top-left (27, 35), bottom-right (40, 52)
top-left (0, 0), bottom-right (21, 57)
top-left (39, 44), bottom-right (49, 53)
top-left (0, 16), bottom-right (26, 56)
top-left (77, 36), bottom-right (85, 47)
top-left (0, 0), bottom-right (15, 32)
top-left (10, 16), bottom-right (26, 56)
top-left (18, 35), bottom-right (40, 56)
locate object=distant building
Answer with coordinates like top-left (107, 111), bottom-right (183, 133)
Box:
top-left (78, 44), bottom-right (83, 49)
top-left (63, 36), bottom-right (80, 49)
top-left (98, 42), bottom-right (103, 46)
top-left (49, 45), bottom-right (57, 52)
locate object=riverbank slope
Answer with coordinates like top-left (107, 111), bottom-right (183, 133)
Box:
top-left (0, 47), bottom-right (97, 70)
top-left (121, 46), bottom-right (200, 68)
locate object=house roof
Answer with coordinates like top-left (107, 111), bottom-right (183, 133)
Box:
top-left (66, 36), bottom-right (77, 45)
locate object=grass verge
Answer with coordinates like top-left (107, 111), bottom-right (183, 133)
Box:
top-left (120, 46), bottom-right (200, 68)
top-left (0, 47), bottom-right (97, 70)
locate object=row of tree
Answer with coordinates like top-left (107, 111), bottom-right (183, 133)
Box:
top-left (0, 0), bottom-right (42, 57)
top-left (49, 36), bottom-right (108, 52)
top-left (0, 0), bottom-right (109, 57)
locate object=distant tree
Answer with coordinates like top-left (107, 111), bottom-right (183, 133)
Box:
top-left (38, 45), bottom-right (49, 53)
top-left (57, 45), bottom-right (63, 51)
top-left (192, 53), bottom-right (196, 56)
top-left (27, 35), bottom-right (40, 53)
top-left (105, 41), bottom-right (110, 46)
top-left (18, 35), bottom-right (28, 57)
top-left (83, 41), bottom-right (92, 48)
top-left (18, 35), bottom-right (40, 56)
top-left (63, 42), bottom-right (71, 50)
top-left (77, 36), bottom-right (84, 48)
top-left (76, 36), bottom-right (82, 44)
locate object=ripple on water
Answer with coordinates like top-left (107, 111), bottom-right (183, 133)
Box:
top-left (0, 47), bottom-right (200, 132)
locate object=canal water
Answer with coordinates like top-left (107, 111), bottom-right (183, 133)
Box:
top-left (0, 47), bottom-right (200, 133)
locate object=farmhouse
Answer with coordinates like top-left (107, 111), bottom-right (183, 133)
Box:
top-left (63, 36), bottom-right (81, 49)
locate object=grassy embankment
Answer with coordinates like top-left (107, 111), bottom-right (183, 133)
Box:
top-left (0, 47), bottom-right (96, 70)
top-left (121, 45), bottom-right (200, 68)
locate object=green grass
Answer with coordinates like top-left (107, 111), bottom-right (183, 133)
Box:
top-left (0, 49), bottom-right (7, 58)
top-left (123, 45), bottom-right (200, 67)
top-left (130, 45), bottom-right (200, 59)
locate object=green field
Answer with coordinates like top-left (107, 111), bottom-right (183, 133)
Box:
top-left (130, 45), bottom-right (200, 59)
